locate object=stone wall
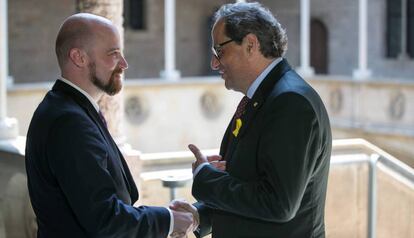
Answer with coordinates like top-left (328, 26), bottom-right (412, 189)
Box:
top-left (7, 0), bottom-right (414, 84)
top-left (122, 78), bottom-right (241, 152)
top-left (7, 0), bottom-right (230, 84)
top-left (8, 0), bottom-right (74, 84)
top-left (7, 76), bottom-right (414, 163)
top-left (7, 77), bottom-right (242, 153)
top-left (309, 76), bottom-right (414, 166)
top-left (268, 0), bottom-right (414, 78)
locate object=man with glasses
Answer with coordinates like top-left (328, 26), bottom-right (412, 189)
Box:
top-left (171, 2), bottom-right (332, 238)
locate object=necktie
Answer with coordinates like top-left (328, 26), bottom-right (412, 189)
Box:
top-left (98, 111), bottom-right (108, 128)
top-left (234, 96), bottom-right (250, 119)
top-left (223, 96), bottom-right (250, 159)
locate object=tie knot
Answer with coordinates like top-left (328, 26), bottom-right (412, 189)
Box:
top-left (234, 96), bottom-right (250, 119)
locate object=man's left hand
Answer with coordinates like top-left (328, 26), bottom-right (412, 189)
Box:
top-left (188, 144), bottom-right (226, 172)
top-left (188, 144), bottom-right (208, 172)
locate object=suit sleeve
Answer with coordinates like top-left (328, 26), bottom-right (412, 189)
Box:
top-left (192, 92), bottom-right (319, 223)
top-left (193, 202), bottom-right (212, 238)
top-left (46, 113), bottom-right (170, 237)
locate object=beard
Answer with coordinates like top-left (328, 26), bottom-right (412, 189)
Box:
top-left (88, 62), bottom-right (123, 96)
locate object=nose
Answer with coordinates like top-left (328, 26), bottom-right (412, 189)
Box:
top-left (119, 54), bottom-right (128, 70)
top-left (210, 55), bottom-right (220, 70)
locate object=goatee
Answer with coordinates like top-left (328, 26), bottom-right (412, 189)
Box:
top-left (89, 62), bottom-right (123, 96)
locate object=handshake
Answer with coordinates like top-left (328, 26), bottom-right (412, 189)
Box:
top-left (169, 199), bottom-right (199, 238)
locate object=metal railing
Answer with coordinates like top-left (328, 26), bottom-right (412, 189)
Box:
top-left (2, 138), bottom-right (413, 238)
top-left (141, 138), bottom-right (414, 238)
top-left (331, 139), bottom-right (414, 238)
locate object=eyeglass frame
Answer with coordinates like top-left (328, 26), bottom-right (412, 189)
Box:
top-left (211, 39), bottom-right (234, 60)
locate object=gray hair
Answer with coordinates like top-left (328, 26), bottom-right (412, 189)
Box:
top-left (213, 2), bottom-right (288, 58)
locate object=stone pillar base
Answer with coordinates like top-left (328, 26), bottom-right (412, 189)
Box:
top-left (353, 69), bottom-right (372, 79)
top-left (160, 70), bottom-right (181, 81)
top-left (0, 117), bottom-right (18, 140)
top-left (296, 66), bottom-right (315, 78)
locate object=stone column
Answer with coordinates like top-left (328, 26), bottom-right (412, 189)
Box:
top-left (398, 0), bottom-right (408, 59)
top-left (76, 0), bottom-right (141, 189)
top-left (0, 0), bottom-right (18, 140)
top-left (296, 0), bottom-right (315, 77)
top-left (353, 0), bottom-right (371, 79)
top-left (160, 0), bottom-right (180, 80)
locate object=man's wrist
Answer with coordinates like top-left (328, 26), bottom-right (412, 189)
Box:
top-left (166, 208), bottom-right (174, 237)
top-left (193, 162), bottom-right (209, 178)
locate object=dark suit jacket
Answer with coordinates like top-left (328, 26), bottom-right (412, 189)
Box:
top-left (25, 80), bottom-right (170, 238)
top-left (193, 59), bottom-right (332, 238)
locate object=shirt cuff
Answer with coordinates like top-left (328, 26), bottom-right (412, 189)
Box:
top-left (193, 162), bottom-right (209, 178)
top-left (167, 208), bottom-right (174, 236)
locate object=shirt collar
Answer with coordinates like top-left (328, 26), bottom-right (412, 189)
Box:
top-left (246, 57), bottom-right (283, 99)
top-left (58, 77), bottom-right (100, 112)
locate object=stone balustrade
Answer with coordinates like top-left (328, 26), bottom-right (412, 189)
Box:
top-left (308, 76), bottom-right (414, 167)
top-left (6, 76), bottom-right (414, 166)
top-left (1, 138), bottom-right (414, 238)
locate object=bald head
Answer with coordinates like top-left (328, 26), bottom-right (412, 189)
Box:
top-left (55, 13), bottom-right (115, 69)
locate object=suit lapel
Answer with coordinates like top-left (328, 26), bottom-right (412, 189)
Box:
top-left (52, 80), bottom-right (104, 129)
top-left (52, 80), bottom-right (134, 200)
top-left (220, 59), bottom-right (292, 161)
top-left (219, 119), bottom-right (233, 157)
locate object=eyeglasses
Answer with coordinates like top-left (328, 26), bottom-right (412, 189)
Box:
top-left (212, 39), bottom-right (234, 60)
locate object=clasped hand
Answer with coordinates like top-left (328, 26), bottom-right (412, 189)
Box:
top-left (169, 144), bottom-right (225, 238)
top-left (169, 200), bottom-right (199, 238)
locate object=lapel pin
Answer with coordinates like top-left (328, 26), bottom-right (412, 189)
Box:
top-left (253, 102), bottom-right (258, 107)
top-left (232, 118), bottom-right (242, 137)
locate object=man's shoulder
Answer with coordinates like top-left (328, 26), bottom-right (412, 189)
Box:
top-left (29, 89), bottom-right (89, 133)
top-left (271, 71), bottom-right (310, 95)
top-left (269, 71), bottom-right (324, 106)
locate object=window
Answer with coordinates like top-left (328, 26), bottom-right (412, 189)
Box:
top-left (386, 0), bottom-right (414, 58)
top-left (408, 0), bottom-right (414, 56)
top-left (124, 0), bottom-right (146, 30)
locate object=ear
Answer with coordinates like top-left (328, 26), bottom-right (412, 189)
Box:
top-left (68, 48), bottom-right (88, 68)
top-left (244, 33), bottom-right (259, 55)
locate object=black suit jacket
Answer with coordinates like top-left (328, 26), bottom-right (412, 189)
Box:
top-left (193, 59), bottom-right (332, 238)
top-left (25, 80), bottom-right (170, 238)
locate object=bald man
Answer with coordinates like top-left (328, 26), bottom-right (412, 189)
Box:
top-left (25, 13), bottom-right (193, 238)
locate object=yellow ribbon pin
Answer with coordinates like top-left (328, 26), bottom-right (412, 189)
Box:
top-left (232, 118), bottom-right (242, 137)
